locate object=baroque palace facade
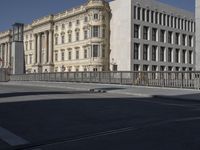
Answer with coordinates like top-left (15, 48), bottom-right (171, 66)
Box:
top-left (0, 0), bottom-right (196, 73)
top-left (0, 0), bottom-right (111, 73)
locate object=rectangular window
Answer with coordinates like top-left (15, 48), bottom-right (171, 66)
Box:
top-left (76, 32), bottom-right (79, 41)
top-left (84, 30), bottom-right (88, 39)
top-left (68, 51), bottom-right (72, 60)
top-left (61, 50), bottom-right (64, 61)
top-left (93, 45), bottom-right (99, 57)
top-left (175, 33), bottom-right (180, 45)
top-left (168, 31), bottom-right (172, 44)
top-left (76, 50), bottom-right (79, 59)
top-left (168, 48), bottom-right (172, 63)
top-left (84, 49), bottom-right (87, 59)
top-left (189, 51), bottom-right (193, 64)
top-left (175, 49), bottom-right (180, 63)
top-left (134, 24), bottom-right (140, 38)
top-left (29, 41), bottom-right (32, 50)
top-left (182, 34), bottom-right (186, 46)
top-left (68, 34), bottom-right (72, 43)
top-left (182, 50), bottom-right (186, 64)
top-left (93, 26), bottom-right (100, 37)
top-left (134, 43), bottom-right (140, 60)
top-left (61, 35), bottom-right (65, 44)
top-left (143, 44), bottom-right (148, 61)
top-left (143, 26), bottom-right (149, 40)
top-left (142, 8), bottom-right (145, 21)
top-left (29, 54), bottom-right (32, 64)
top-left (137, 7), bottom-right (141, 20)
top-left (189, 36), bottom-right (193, 47)
top-left (152, 28), bottom-right (157, 41)
top-left (160, 47), bottom-right (165, 62)
top-left (146, 10), bottom-right (150, 22)
top-left (160, 30), bottom-right (165, 43)
top-left (134, 6), bottom-right (137, 19)
top-left (151, 11), bottom-right (154, 23)
top-left (143, 65), bottom-right (149, 71)
top-left (152, 45), bottom-right (157, 61)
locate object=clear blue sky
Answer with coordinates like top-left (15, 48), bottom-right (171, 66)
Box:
top-left (0, 0), bottom-right (195, 32)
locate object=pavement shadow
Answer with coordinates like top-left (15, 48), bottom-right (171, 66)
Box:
top-left (1, 96), bottom-right (200, 150)
top-left (0, 91), bottom-right (95, 98)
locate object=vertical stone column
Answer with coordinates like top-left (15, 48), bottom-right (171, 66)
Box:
top-left (4, 43), bottom-right (8, 68)
top-left (45, 31), bottom-right (49, 64)
top-left (0, 44), bottom-right (2, 67)
top-left (34, 34), bottom-right (37, 64)
top-left (8, 42), bottom-right (11, 67)
top-left (37, 33), bottom-right (41, 64)
top-left (48, 30), bottom-right (53, 64)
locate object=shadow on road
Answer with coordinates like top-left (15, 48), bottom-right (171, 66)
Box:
top-left (0, 91), bottom-right (98, 98)
top-left (0, 95), bottom-right (200, 150)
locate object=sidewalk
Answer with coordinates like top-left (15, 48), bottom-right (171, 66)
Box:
top-left (1, 81), bottom-right (200, 101)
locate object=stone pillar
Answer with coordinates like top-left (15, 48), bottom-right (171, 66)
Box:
top-left (45, 31), bottom-right (49, 64)
top-left (48, 30), bottom-right (53, 64)
top-left (4, 43), bottom-right (8, 68)
top-left (34, 34), bottom-right (37, 64)
top-left (37, 33), bottom-right (41, 64)
top-left (0, 44), bottom-right (2, 67)
top-left (8, 42), bottom-right (11, 67)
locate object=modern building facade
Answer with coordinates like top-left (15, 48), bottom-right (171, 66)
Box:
top-left (110, 0), bottom-right (195, 72)
top-left (0, 0), bottom-right (196, 73)
top-left (196, 0), bottom-right (200, 70)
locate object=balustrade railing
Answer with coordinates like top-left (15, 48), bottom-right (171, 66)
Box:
top-left (10, 71), bottom-right (200, 90)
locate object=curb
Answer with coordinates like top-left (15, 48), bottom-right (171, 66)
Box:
top-left (153, 95), bottom-right (200, 103)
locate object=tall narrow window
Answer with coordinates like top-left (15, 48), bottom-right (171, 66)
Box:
top-left (189, 51), bottom-right (193, 64)
top-left (168, 31), bottom-right (172, 44)
top-left (84, 30), bottom-right (88, 39)
top-left (143, 26), bottom-right (149, 40)
top-left (160, 30), bottom-right (165, 43)
top-left (68, 51), bottom-right (72, 60)
top-left (93, 26), bottom-right (99, 37)
top-left (61, 50), bottom-right (65, 61)
top-left (152, 45), bottom-right (157, 61)
top-left (175, 33), bottom-right (180, 45)
top-left (93, 45), bottom-right (99, 57)
top-left (152, 28), bottom-right (157, 41)
top-left (84, 49), bottom-right (87, 59)
top-left (182, 50), bottom-right (186, 64)
top-left (134, 43), bottom-right (140, 60)
top-left (68, 33), bottom-right (72, 43)
top-left (168, 48), bottom-right (172, 63)
top-left (143, 44), bottom-right (148, 60)
top-left (134, 24), bottom-right (140, 38)
top-left (175, 49), bottom-right (180, 63)
top-left (76, 32), bottom-right (80, 41)
top-left (76, 50), bottom-right (79, 59)
top-left (160, 47), bottom-right (165, 62)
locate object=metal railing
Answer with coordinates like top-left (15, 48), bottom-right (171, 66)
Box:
top-left (0, 68), bottom-right (10, 82)
top-left (10, 71), bottom-right (200, 90)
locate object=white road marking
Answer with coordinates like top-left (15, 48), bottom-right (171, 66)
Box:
top-left (0, 126), bottom-right (41, 149)
top-left (0, 126), bottom-right (29, 146)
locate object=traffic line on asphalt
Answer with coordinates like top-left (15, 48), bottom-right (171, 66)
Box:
top-left (0, 126), bottom-right (41, 149)
top-left (0, 126), bottom-right (29, 146)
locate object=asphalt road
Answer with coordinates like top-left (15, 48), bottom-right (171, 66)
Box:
top-left (0, 84), bottom-right (200, 150)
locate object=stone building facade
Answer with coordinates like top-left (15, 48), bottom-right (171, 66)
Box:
top-left (110, 0), bottom-right (195, 72)
top-left (0, 0), bottom-right (111, 73)
top-left (0, 0), bottom-right (196, 73)
top-left (196, 0), bottom-right (200, 70)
